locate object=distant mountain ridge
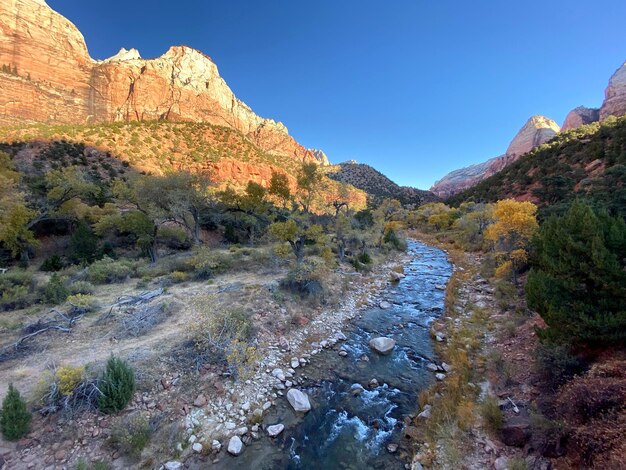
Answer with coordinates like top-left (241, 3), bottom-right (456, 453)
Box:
top-left (431, 60), bottom-right (626, 198)
top-left (326, 162), bottom-right (439, 206)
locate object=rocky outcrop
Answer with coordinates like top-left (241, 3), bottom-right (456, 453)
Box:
top-left (430, 115), bottom-right (559, 198)
top-left (561, 106), bottom-right (600, 130)
top-left (308, 148), bottom-right (331, 166)
top-left (0, 0), bottom-right (318, 162)
top-left (600, 61), bottom-right (626, 120)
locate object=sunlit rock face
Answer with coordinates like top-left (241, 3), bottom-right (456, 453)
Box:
top-left (0, 0), bottom-right (319, 162)
top-left (431, 116), bottom-right (560, 198)
top-left (600, 61), bottom-right (626, 120)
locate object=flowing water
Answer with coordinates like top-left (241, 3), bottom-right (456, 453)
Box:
top-left (214, 240), bottom-right (452, 469)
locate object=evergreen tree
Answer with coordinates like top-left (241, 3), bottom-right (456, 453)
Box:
top-left (1, 384), bottom-right (32, 441)
top-left (526, 200), bottom-right (626, 346)
top-left (98, 355), bottom-right (135, 414)
top-left (70, 220), bottom-right (98, 264)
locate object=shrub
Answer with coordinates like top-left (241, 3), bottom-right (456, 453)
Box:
top-left (280, 260), bottom-right (325, 298)
top-left (526, 200), bottom-right (626, 346)
top-left (69, 221), bottom-right (99, 264)
top-left (190, 248), bottom-right (231, 280)
top-left (67, 294), bottom-right (97, 312)
top-left (0, 271), bottom-right (36, 310)
top-left (69, 281), bottom-right (95, 295)
top-left (40, 255), bottom-right (64, 272)
top-left (109, 413), bottom-right (151, 458)
top-left (56, 365), bottom-right (86, 396)
top-left (480, 396), bottom-right (503, 434)
top-left (98, 355), bottom-right (135, 413)
top-left (170, 271), bottom-right (189, 283)
top-left (0, 384), bottom-right (32, 441)
top-left (534, 342), bottom-right (586, 388)
top-left (494, 280), bottom-right (517, 310)
top-left (89, 257), bottom-right (134, 284)
top-left (43, 273), bottom-right (69, 305)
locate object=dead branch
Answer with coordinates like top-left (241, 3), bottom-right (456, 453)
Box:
top-left (94, 288), bottom-right (164, 325)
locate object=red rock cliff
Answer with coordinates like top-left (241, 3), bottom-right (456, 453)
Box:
top-left (0, 0), bottom-right (328, 164)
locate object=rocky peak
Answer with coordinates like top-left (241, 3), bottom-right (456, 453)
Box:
top-left (431, 115), bottom-right (559, 198)
top-left (103, 47), bottom-right (142, 62)
top-left (505, 115), bottom-right (560, 157)
top-left (561, 106), bottom-right (600, 130)
top-left (0, 0), bottom-right (319, 162)
top-left (600, 61), bottom-right (626, 120)
top-left (308, 149), bottom-right (330, 166)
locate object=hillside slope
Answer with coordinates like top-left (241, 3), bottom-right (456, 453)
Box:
top-left (447, 116), bottom-right (626, 217)
top-left (326, 162), bottom-right (439, 206)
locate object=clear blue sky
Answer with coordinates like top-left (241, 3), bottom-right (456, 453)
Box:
top-left (48, 0), bottom-right (626, 189)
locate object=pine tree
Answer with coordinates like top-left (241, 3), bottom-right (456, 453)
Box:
top-left (1, 384), bottom-right (32, 441)
top-left (526, 200), bottom-right (626, 346)
top-left (69, 220), bottom-right (98, 264)
top-left (98, 355), bottom-right (135, 414)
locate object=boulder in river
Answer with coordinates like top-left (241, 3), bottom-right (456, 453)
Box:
top-left (379, 301), bottom-right (392, 309)
top-left (267, 423), bottom-right (285, 437)
top-left (390, 271), bottom-right (405, 282)
top-left (227, 435), bottom-right (243, 455)
top-left (369, 337), bottom-right (396, 355)
top-left (287, 388), bottom-right (311, 412)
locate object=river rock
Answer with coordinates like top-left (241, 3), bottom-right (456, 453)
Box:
top-left (390, 271), bottom-right (405, 282)
top-left (192, 442), bottom-right (203, 453)
top-left (193, 394), bottom-right (207, 407)
top-left (426, 363), bottom-right (439, 372)
top-left (494, 456), bottom-right (508, 470)
top-left (227, 435), bottom-right (244, 455)
top-left (267, 424), bottom-right (285, 437)
top-left (417, 404), bottom-right (431, 419)
top-left (338, 349), bottom-right (348, 357)
top-left (441, 362), bottom-right (452, 372)
top-left (435, 373), bottom-right (446, 381)
top-left (211, 440), bottom-right (221, 452)
top-left (287, 389), bottom-right (311, 412)
top-left (387, 443), bottom-right (398, 453)
top-left (279, 336), bottom-right (290, 351)
top-left (272, 368), bottom-right (286, 381)
top-left (351, 384), bottom-right (365, 395)
top-left (164, 462), bottom-right (183, 470)
top-left (379, 301), bottom-right (392, 309)
top-left (369, 337), bottom-right (396, 355)
top-left (290, 358), bottom-right (300, 369)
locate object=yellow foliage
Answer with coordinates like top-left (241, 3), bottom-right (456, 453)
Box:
top-left (495, 260), bottom-right (513, 280)
top-left (484, 199), bottom-right (538, 245)
top-left (457, 399), bottom-right (476, 430)
top-left (56, 365), bottom-right (85, 396)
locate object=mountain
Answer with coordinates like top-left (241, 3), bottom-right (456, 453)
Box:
top-left (431, 60), bottom-right (626, 199)
top-left (0, 0), bottom-right (328, 165)
top-left (430, 116), bottom-right (560, 198)
top-left (326, 162), bottom-right (439, 206)
top-left (447, 116), bottom-right (626, 218)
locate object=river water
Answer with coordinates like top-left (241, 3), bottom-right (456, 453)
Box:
top-left (214, 240), bottom-right (452, 469)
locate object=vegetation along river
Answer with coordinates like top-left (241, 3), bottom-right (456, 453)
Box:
top-left (214, 240), bottom-right (452, 469)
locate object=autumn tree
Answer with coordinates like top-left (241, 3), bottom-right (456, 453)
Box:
top-left (268, 172), bottom-right (291, 209)
top-left (268, 218), bottom-right (325, 263)
top-left (296, 162), bottom-right (323, 213)
top-left (484, 199), bottom-right (538, 281)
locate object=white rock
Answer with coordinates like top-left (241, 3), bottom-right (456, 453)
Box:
top-left (441, 362), bottom-right (452, 373)
top-left (241, 402), bottom-right (251, 412)
top-left (164, 462), bottom-right (183, 470)
top-left (369, 337), bottom-right (396, 355)
top-left (290, 358), bottom-right (300, 369)
top-left (426, 363), bottom-right (439, 372)
top-left (192, 442), bottom-right (203, 453)
top-left (379, 301), bottom-right (392, 309)
top-left (287, 388), bottom-right (311, 413)
top-left (267, 423), bottom-right (285, 437)
top-left (263, 401), bottom-right (272, 411)
top-left (435, 373), bottom-right (446, 381)
top-left (235, 426), bottom-right (248, 436)
top-left (211, 440), bottom-right (221, 452)
top-left (418, 404), bottom-right (431, 419)
top-left (272, 368), bottom-right (286, 381)
top-left (227, 435), bottom-right (244, 455)
top-left (494, 456), bottom-right (508, 470)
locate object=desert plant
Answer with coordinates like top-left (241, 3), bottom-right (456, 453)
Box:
top-left (0, 384), bottom-right (32, 440)
top-left (43, 273), bottom-right (69, 305)
top-left (98, 355), bottom-right (135, 413)
top-left (480, 396), bottom-right (503, 435)
top-left (109, 413), bottom-right (151, 458)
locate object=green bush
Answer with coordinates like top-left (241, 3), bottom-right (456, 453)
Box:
top-left (98, 355), bottom-right (135, 413)
top-left (40, 255), bottom-right (64, 272)
top-left (0, 383), bottom-right (32, 441)
top-left (69, 281), bottom-right (95, 295)
top-left (109, 413), bottom-right (151, 458)
top-left (88, 257), bottom-right (134, 284)
top-left (69, 221), bottom-right (99, 264)
top-left (534, 342), bottom-right (586, 388)
top-left (526, 200), bottom-right (626, 346)
top-left (480, 396), bottom-right (503, 435)
top-left (43, 273), bottom-right (69, 305)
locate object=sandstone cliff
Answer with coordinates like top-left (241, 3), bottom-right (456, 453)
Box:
top-left (0, 0), bottom-right (320, 163)
top-left (600, 61), bottom-right (626, 120)
top-left (561, 106), bottom-right (600, 131)
top-left (430, 116), bottom-right (560, 198)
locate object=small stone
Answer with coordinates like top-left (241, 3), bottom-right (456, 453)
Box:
top-left (211, 440), bottom-right (221, 452)
top-left (267, 423), bottom-right (285, 437)
top-left (417, 404), bottom-right (431, 419)
top-left (379, 301), bottom-right (392, 309)
top-left (351, 384), bottom-right (365, 395)
top-left (441, 362), bottom-right (452, 373)
top-left (227, 436), bottom-right (243, 456)
top-left (193, 394), bottom-right (207, 407)
top-left (426, 363), bottom-right (439, 372)
top-left (369, 378), bottom-right (379, 388)
top-left (290, 358), bottom-right (300, 369)
top-left (435, 373), bottom-right (446, 381)
top-left (54, 450), bottom-right (66, 461)
top-left (271, 368), bottom-right (286, 382)
top-left (241, 402), bottom-right (251, 412)
top-left (494, 456), bottom-right (508, 470)
top-left (164, 462), bottom-right (183, 470)
top-left (387, 443), bottom-right (398, 453)
top-left (192, 442), bottom-right (203, 453)
top-left (235, 426), bottom-right (248, 436)
top-left (262, 401), bottom-right (272, 411)
top-left (189, 435), bottom-right (197, 444)
top-left (338, 349), bottom-right (348, 357)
